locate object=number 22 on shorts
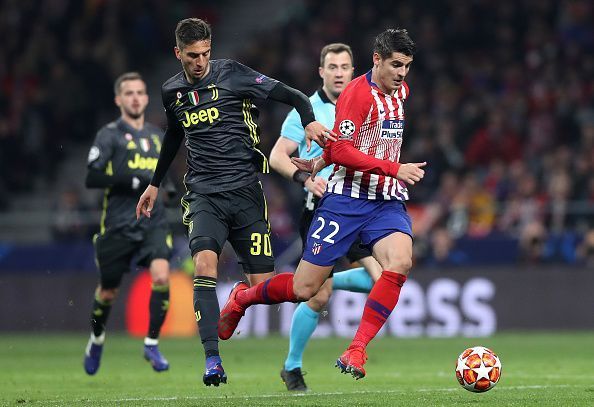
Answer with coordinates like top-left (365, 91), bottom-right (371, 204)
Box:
top-left (311, 216), bottom-right (340, 244)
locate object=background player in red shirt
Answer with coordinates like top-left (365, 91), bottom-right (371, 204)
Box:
top-left (218, 28), bottom-right (426, 380)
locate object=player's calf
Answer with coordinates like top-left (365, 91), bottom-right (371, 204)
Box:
top-left (218, 281), bottom-right (249, 340)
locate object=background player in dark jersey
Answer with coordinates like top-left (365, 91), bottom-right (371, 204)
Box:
top-left (135, 18), bottom-right (335, 387)
top-left (270, 43), bottom-right (382, 391)
top-left (84, 72), bottom-right (173, 375)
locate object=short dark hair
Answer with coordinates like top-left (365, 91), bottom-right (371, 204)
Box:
top-left (320, 43), bottom-right (353, 67)
top-left (175, 18), bottom-right (211, 50)
top-left (114, 72), bottom-right (143, 95)
top-left (373, 28), bottom-right (416, 59)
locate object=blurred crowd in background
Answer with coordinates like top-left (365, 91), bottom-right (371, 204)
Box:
top-left (1, 0), bottom-right (594, 268)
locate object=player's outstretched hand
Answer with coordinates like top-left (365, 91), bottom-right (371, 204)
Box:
top-left (136, 185), bottom-right (159, 219)
top-left (396, 162), bottom-right (427, 185)
top-left (304, 121), bottom-right (336, 151)
top-left (291, 156), bottom-right (327, 181)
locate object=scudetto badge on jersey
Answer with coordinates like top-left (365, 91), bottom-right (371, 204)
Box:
top-left (380, 119), bottom-right (404, 139)
top-left (339, 119), bottom-right (356, 140)
top-left (188, 91), bottom-right (199, 105)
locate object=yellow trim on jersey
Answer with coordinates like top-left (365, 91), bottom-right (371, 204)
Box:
top-left (254, 148), bottom-right (269, 173)
top-left (242, 99), bottom-right (259, 144)
top-left (259, 181), bottom-right (271, 233)
top-left (182, 172), bottom-right (189, 193)
top-left (99, 188), bottom-right (110, 235)
top-left (151, 134), bottom-right (162, 153)
top-left (181, 197), bottom-right (191, 226)
top-left (99, 160), bottom-right (113, 235)
top-left (92, 233), bottom-right (100, 268)
top-left (180, 195), bottom-right (194, 234)
top-left (105, 160), bottom-right (113, 176)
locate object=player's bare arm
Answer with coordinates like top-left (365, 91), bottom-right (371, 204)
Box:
top-left (292, 147), bottom-right (426, 185)
top-left (271, 137), bottom-right (327, 197)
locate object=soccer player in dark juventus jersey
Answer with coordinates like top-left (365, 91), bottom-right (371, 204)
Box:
top-left (135, 18), bottom-right (335, 386)
top-left (84, 72), bottom-right (173, 375)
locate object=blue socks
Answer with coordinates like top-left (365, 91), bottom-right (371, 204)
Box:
top-left (284, 268), bottom-right (373, 371)
top-left (332, 267), bottom-right (373, 293)
top-left (284, 302), bottom-right (319, 371)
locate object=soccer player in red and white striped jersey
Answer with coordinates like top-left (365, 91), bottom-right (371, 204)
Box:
top-left (325, 66), bottom-right (411, 200)
top-left (218, 28), bottom-right (426, 381)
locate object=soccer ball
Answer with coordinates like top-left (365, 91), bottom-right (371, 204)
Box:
top-left (455, 346), bottom-right (502, 392)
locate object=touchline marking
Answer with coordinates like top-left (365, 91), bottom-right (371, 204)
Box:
top-left (33, 384), bottom-right (579, 404)
top-left (105, 384), bottom-right (577, 403)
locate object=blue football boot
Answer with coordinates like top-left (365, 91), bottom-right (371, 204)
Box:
top-left (203, 355), bottom-right (227, 386)
top-left (83, 335), bottom-right (104, 375)
top-left (144, 344), bottom-right (170, 372)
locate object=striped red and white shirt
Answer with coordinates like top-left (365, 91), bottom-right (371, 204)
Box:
top-left (326, 71), bottom-right (410, 201)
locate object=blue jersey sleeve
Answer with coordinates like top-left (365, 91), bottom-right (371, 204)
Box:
top-left (280, 108), bottom-right (304, 144)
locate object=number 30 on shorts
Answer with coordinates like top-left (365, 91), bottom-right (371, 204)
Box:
top-left (311, 216), bottom-right (340, 244)
top-left (250, 232), bottom-right (272, 256)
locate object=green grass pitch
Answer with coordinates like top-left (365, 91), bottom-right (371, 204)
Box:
top-left (1, 332), bottom-right (593, 406)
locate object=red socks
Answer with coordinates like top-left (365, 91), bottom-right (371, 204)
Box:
top-left (236, 273), bottom-right (297, 307)
top-left (350, 271), bottom-right (407, 349)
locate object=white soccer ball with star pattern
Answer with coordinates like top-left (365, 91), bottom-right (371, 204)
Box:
top-left (455, 346), bottom-right (502, 392)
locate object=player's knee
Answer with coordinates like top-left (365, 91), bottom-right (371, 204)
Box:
top-left (194, 261), bottom-right (216, 277)
top-left (150, 260), bottom-right (170, 285)
top-left (293, 282), bottom-right (316, 301)
top-left (385, 256), bottom-right (413, 275)
top-left (193, 250), bottom-right (218, 277)
top-left (98, 288), bottom-right (118, 302)
top-left (308, 286), bottom-right (331, 310)
top-left (152, 274), bottom-right (169, 286)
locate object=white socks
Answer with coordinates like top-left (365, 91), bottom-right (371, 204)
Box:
top-left (144, 337), bottom-right (159, 346)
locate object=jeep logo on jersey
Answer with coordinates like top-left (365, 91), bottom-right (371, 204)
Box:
top-left (128, 153), bottom-right (158, 170)
top-left (188, 91), bottom-right (199, 105)
top-left (380, 119), bottom-right (404, 140)
top-left (181, 107), bottom-right (220, 127)
top-left (339, 119), bottom-right (356, 140)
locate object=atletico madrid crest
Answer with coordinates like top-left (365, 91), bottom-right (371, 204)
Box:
top-left (188, 90), bottom-right (199, 105)
top-left (312, 242), bottom-right (322, 255)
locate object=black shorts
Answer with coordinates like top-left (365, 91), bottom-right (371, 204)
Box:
top-left (93, 228), bottom-right (172, 289)
top-left (181, 182), bottom-right (274, 274)
top-left (299, 191), bottom-right (372, 264)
